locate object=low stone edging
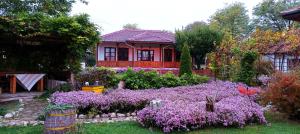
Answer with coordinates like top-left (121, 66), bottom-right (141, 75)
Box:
top-left (0, 112), bottom-right (137, 127)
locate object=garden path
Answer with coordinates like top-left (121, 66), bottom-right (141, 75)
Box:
top-left (16, 98), bottom-right (47, 121)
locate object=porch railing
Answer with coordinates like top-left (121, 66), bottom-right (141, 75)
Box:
top-left (97, 61), bottom-right (180, 68)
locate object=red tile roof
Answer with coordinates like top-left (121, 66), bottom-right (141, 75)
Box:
top-left (101, 29), bottom-right (175, 43)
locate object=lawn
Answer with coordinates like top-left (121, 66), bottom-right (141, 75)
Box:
top-left (1, 113), bottom-right (300, 134)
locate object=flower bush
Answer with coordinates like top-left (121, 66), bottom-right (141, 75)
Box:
top-left (262, 72), bottom-right (300, 119)
top-left (51, 81), bottom-right (266, 132)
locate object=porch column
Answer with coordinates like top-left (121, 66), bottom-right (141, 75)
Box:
top-left (159, 44), bottom-right (162, 67)
top-left (10, 75), bottom-right (16, 94)
top-left (96, 43), bottom-right (98, 66)
top-left (37, 78), bottom-right (44, 92)
top-left (116, 43), bottom-right (119, 67)
top-left (132, 43), bottom-right (135, 67)
top-left (172, 48), bottom-right (175, 68)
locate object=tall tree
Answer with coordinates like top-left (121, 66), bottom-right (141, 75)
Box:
top-left (210, 2), bottom-right (250, 38)
top-left (0, 0), bottom-right (88, 16)
top-left (179, 43), bottom-right (193, 76)
top-left (252, 0), bottom-right (300, 31)
top-left (123, 23), bottom-right (139, 29)
top-left (176, 22), bottom-right (223, 69)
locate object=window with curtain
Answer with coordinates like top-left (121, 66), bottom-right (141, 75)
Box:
top-left (104, 47), bottom-right (116, 61)
top-left (137, 50), bottom-right (154, 61)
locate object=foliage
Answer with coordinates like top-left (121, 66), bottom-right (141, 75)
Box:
top-left (237, 51), bottom-right (258, 85)
top-left (179, 43), bottom-right (193, 76)
top-left (252, 0), bottom-right (300, 31)
top-left (38, 83), bottom-right (73, 99)
top-left (254, 60), bottom-right (275, 76)
top-left (123, 23), bottom-right (139, 29)
top-left (76, 67), bottom-right (119, 88)
top-left (176, 23), bottom-right (223, 68)
top-left (44, 104), bottom-right (74, 113)
top-left (158, 72), bottom-right (182, 87)
top-left (0, 0), bottom-right (88, 16)
top-left (51, 81), bottom-right (266, 133)
top-left (0, 13), bottom-right (100, 73)
top-left (0, 107), bottom-right (7, 116)
top-left (262, 72), bottom-right (300, 119)
top-left (210, 2), bottom-right (250, 38)
top-left (180, 73), bottom-right (209, 85)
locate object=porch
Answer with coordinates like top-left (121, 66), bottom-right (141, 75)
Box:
top-left (97, 61), bottom-right (180, 68)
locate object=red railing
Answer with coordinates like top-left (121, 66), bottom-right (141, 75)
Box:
top-left (97, 61), bottom-right (180, 68)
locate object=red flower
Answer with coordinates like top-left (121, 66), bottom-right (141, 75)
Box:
top-left (238, 85), bottom-right (257, 96)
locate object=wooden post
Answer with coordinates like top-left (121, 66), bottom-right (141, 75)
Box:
top-left (116, 43), bottom-right (119, 67)
top-left (37, 78), bottom-right (44, 92)
top-left (132, 43), bottom-right (135, 67)
top-left (159, 44), bottom-right (162, 68)
top-left (10, 75), bottom-right (16, 94)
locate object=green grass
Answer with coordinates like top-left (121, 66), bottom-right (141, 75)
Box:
top-left (1, 113), bottom-right (300, 134)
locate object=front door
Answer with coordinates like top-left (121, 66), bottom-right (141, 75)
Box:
top-left (118, 48), bottom-right (129, 61)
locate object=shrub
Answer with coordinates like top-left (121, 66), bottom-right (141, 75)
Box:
top-left (237, 51), bottom-right (258, 85)
top-left (158, 72), bottom-right (182, 87)
top-left (121, 68), bottom-right (160, 89)
top-left (180, 73), bottom-right (209, 85)
top-left (76, 67), bottom-right (119, 88)
top-left (38, 83), bottom-right (73, 99)
top-left (0, 107), bottom-right (7, 116)
top-left (262, 72), bottom-right (300, 119)
top-left (254, 60), bottom-right (274, 76)
top-left (121, 69), bottom-right (209, 89)
top-left (179, 43), bottom-right (193, 76)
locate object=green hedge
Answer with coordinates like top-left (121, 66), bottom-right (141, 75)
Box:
top-left (121, 68), bottom-right (209, 90)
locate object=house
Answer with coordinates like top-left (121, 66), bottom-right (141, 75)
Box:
top-left (96, 29), bottom-right (180, 69)
top-left (260, 6), bottom-right (300, 72)
top-left (261, 42), bottom-right (300, 72)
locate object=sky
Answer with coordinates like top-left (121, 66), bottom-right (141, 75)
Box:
top-left (71, 0), bottom-right (262, 34)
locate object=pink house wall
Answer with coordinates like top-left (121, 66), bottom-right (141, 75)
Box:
top-left (98, 43), bottom-right (174, 62)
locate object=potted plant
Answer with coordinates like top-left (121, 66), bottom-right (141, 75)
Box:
top-left (44, 104), bottom-right (76, 134)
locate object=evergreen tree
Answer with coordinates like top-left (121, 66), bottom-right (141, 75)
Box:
top-left (179, 43), bottom-right (193, 76)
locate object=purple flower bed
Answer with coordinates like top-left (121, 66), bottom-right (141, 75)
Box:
top-left (50, 81), bottom-right (266, 132)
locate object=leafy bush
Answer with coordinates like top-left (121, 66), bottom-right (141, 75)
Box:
top-left (38, 83), bottom-right (73, 99)
top-left (121, 69), bottom-right (209, 89)
top-left (262, 72), bottom-right (300, 119)
top-left (180, 73), bottom-right (209, 85)
top-left (179, 43), bottom-right (193, 76)
top-left (237, 51), bottom-right (258, 85)
top-left (254, 60), bottom-right (274, 76)
top-left (0, 107), bottom-right (7, 116)
top-left (158, 72), bottom-right (182, 87)
top-left (76, 67), bottom-right (119, 88)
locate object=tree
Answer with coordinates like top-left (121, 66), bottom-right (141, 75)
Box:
top-left (176, 22), bottom-right (223, 69)
top-left (179, 43), bottom-right (193, 76)
top-left (123, 23), bottom-right (139, 29)
top-left (210, 2), bottom-right (250, 38)
top-left (0, 0), bottom-right (88, 16)
top-left (252, 0), bottom-right (300, 31)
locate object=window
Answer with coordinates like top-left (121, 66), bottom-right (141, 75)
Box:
top-left (118, 48), bottom-right (129, 61)
top-left (164, 49), bottom-right (172, 62)
top-left (137, 50), bottom-right (154, 61)
top-left (104, 47), bottom-right (116, 61)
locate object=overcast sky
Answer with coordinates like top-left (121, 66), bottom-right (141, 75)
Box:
top-left (71, 0), bottom-right (262, 34)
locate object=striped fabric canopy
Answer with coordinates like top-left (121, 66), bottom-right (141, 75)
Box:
top-left (15, 74), bottom-right (45, 91)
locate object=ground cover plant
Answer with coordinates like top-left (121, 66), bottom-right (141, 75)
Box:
top-left (51, 81), bottom-right (266, 133)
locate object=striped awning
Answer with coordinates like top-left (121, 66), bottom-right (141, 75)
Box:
top-left (15, 74), bottom-right (45, 91)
